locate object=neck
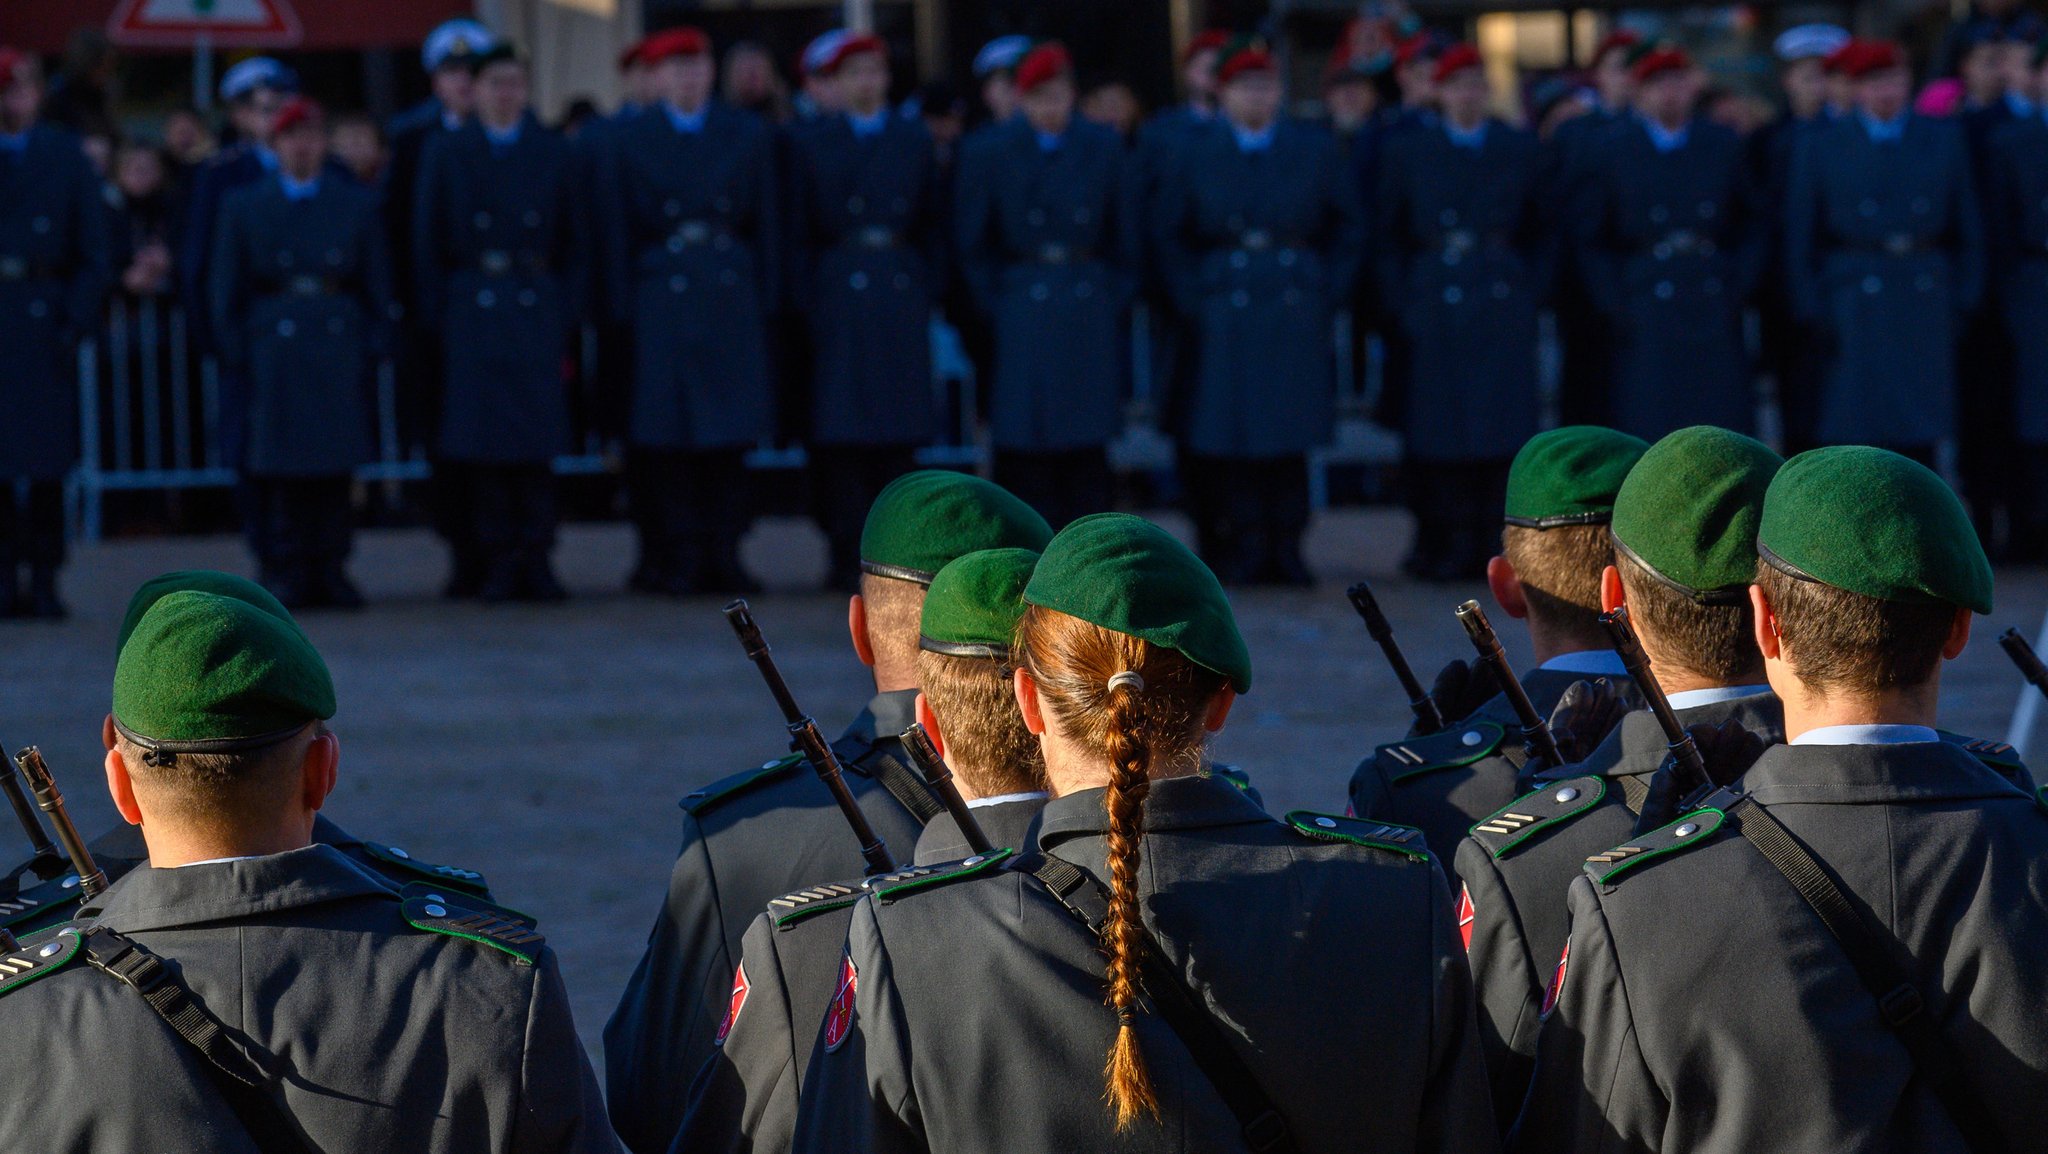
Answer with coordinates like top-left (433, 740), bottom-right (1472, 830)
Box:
top-left (1232, 115), bottom-right (1273, 135)
top-left (0, 116), bottom-right (30, 136)
top-left (1525, 617), bottom-right (1606, 668)
top-left (1641, 637), bottom-right (1762, 696)
top-left (1448, 110), bottom-right (1485, 133)
top-left (1771, 666), bottom-right (1940, 742)
top-left (137, 814), bottom-right (315, 868)
top-left (282, 165), bottom-right (319, 184)
top-left (1652, 110), bottom-right (1687, 132)
top-left (1789, 96), bottom-right (1823, 120)
top-left (848, 99), bottom-right (883, 119)
top-left (480, 109), bottom-right (522, 133)
top-left (671, 96), bottom-right (707, 117)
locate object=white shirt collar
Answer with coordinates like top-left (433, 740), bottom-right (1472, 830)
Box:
top-left (968, 790), bottom-right (1049, 809)
top-left (1791, 724), bottom-right (1940, 747)
top-left (1538, 650), bottom-right (1630, 676)
top-left (170, 855), bottom-right (266, 868)
top-left (1666, 684), bottom-right (1774, 711)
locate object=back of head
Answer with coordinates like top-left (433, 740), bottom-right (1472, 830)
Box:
top-left (1755, 447), bottom-right (1990, 699)
top-left (1610, 426), bottom-right (1782, 685)
top-left (1017, 512), bottom-right (1249, 1129)
top-left (916, 548), bottom-right (1046, 797)
top-left (1502, 426), bottom-right (1650, 643)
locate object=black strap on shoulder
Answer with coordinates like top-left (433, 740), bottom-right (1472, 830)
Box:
top-left (857, 749), bottom-right (946, 826)
top-left (1013, 853), bottom-right (1298, 1154)
top-left (1618, 772), bottom-right (1649, 816)
top-left (1727, 799), bottom-right (2009, 1154)
top-left (80, 926), bottom-right (316, 1154)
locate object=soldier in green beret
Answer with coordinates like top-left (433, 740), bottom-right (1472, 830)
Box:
top-left (676, 546), bottom-right (1051, 1153)
top-left (1350, 425), bottom-right (1649, 892)
top-left (1513, 447), bottom-right (2048, 1151)
top-left (605, 470), bottom-right (1053, 1154)
top-left (796, 512), bottom-right (1494, 1152)
top-left (59, 590), bottom-right (615, 1151)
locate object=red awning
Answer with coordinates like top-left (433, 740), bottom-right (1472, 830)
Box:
top-left (8, 0), bottom-right (475, 55)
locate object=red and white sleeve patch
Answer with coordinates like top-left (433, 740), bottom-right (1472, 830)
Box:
top-left (823, 953), bottom-right (859, 1053)
top-left (714, 962), bottom-right (750, 1046)
top-left (1456, 884), bottom-right (1476, 953)
top-left (1541, 937), bottom-right (1571, 1020)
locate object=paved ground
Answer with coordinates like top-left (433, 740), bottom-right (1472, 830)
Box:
top-left (6, 508), bottom-right (2046, 1067)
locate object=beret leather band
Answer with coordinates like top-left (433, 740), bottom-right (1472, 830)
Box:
top-left (1503, 509), bottom-right (1612, 529)
top-left (1612, 533), bottom-right (1750, 606)
top-left (1756, 541), bottom-right (1825, 586)
top-left (859, 559), bottom-right (937, 586)
top-left (112, 716), bottom-right (308, 758)
top-left (917, 637), bottom-right (1011, 661)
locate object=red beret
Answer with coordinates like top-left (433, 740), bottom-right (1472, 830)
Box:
top-left (1185, 29), bottom-right (1232, 63)
top-left (270, 96), bottom-right (324, 137)
top-left (1014, 42), bottom-right (1071, 95)
top-left (818, 32), bottom-right (884, 77)
top-left (640, 27), bottom-right (709, 66)
top-left (1592, 30), bottom-right (1643, 68)
top-left (0, 47), bottom-right (24, 91)
top-left (617, 39), bottom-right (645, 71)
top-left (1631, 46), bottom-right (1692, 84)
top-left (1842, 39), bottom-right (1906, 79)
top-left (1217, 41), bottom-right (1276, 85)
top-left (1393, 34), bottom-right (1437, 69)
top-left (1434, 43), bottom-right (1483, 85)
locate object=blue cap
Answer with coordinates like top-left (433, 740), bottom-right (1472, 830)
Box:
top-left (423, 19), bottom-right (496, 72)
top-left (219, 57), bottom-right (297, 102)
top-left (1773, 24), bottom-right (1851, 63)
top-left (973, 35), bottom-right (1032, 79)
top-left (802, 29), bottom-right (850, 77)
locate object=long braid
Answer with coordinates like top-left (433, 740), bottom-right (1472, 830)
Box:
top-left (1099, 680), bottom-right (1158, 1128)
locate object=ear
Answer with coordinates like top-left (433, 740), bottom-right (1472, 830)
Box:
top-left (914, 692), bottom-right (945, 759)
top-left (105, 745), bottom-right (143, 827)
top-left (1203, 687), bottom-right (1237, 734)
top-left (848, 594), bottom-right (877, 669)
top-left (101, 714), bottom-right (118, 752)
top-left (302, 730), bottom-right (339, 813)
top-left (1013, 667), bottom-right (1047, 736)
top-left (1750, 584), bottom-right (1782, 662)
top-left (1942, 608), bottom-right (1974, 661)
top-left (1487, 555), bottom-right (1530, 620)
top-left (1599, 564), bottom-right (1625, 614)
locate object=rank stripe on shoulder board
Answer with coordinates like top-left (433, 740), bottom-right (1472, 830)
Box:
top-left (0, 927), bottom-right (83, 998)
top-left (1285, 811), bottom-right (1431, 862)
top-left (1373, 720), bottom-right (1506, 783)
top-left (681, 753), bottom-right (806, 815)
top-left (1584, 807), bottom-right (1728, 884)
top-left (404, 895), bottom-right (547, 965)
top-left (1470, 776), bottom-right (1607, 860)
top-left (771, 879), bottom-right (869, 929)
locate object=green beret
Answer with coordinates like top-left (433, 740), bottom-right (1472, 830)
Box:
top-left (1023, 513), bottom-right (1251, 693)
top-left (1758, 446), bottom-right (1993, 614)
top-left (1504, 426), bottom-right (1652, 528)
top-left (920, 548), bottom-right (1039, 660)
top-left (112, 591), bottom-right (337, 754)
top-left (117, 570), bottom-right (302, 655)
top-left (860, 470), bottom-right (1054, 584)
top-left (1611, 426), bottom-right (1783, 604)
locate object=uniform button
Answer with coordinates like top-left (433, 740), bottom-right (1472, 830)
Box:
top-left (713, 235), bottom-right (732, 252)
top-left (1674, 823), bottom-right (1699, 838)
top-left (424, 903), bottom-right (448, 917)
top-left (389, 846), bottom-right (412, 860)
top-left (1277, 250), bottom-right (1297, 268)
top-left (962, 855), bottom-right (984, 867)
top-left (60, 875), bottom-right (78, 889)
top-left (1862, 275), bottom-right (1883, 295)
top-left (1650, 206), bottom-right (1669, 224)
top-left (36, 941), bottom-right (61, 958)
top-left (1654, 281), bottom-right (1674, 300)
top-left (1028, 283), bottom-right (1050, 302)
top-left (518, 289), bottom-right (538, 307)
top-left (27, 300), bottom-right (47, 319)
top-left (1443, 286), bottom-right (1463, 305)
top-left (1555, 787), bottom-right (1580, 804)
top-left (1444, 251), bottom-right (1461, 267)
top-left (667, 236), bottom-right (685, 254)
top-left (1462, 730), bottom-right (1484, 746)
top-left (1315, 816), bottom-right (1339, 829)
top-left (847, 195), bottom-right (865, 214)
top-left (894, 273), bottom-right (911, 291)
top-left (1492, 281), bottom-right (1510, 299)
top-left (424, 893), bottom-right (447, 904)
top-left (1231, 289), bottom-right (1251, 308)
top-left (524, 210), bottom-right (542, 227)
top-left (473, 212), bottom-right (492, 230)
top-left (1230, 251), bottom-right (1249, 269)
top-left (1439, 209), bottom-right (1458, 226)
top-left (850, 271), bottom-right (869, 291)
top-left (1653, 244), bottom-right (1671, 261)
top-left (478, 289), bottom-right (497, 307)
top-left (670, 275), bottom-right (688, 293)
top-left (665, 200), bottom-right (681, 218)
top-left (32, 215), bottom-right (50, 233)
top-left (277, 319), bottom-right (296, 337)
top-left (1282, 288), bottom-right (1301, 305)
top-left (1075, 281), bottom-right (1093, 298)
top-left (1028, 209), bottom-right (1046, 226)
top-left (1859, 199), bottom-right (1878, 218)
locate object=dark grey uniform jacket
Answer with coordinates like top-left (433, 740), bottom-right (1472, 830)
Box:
top-left (672, 797), bottom-right (1048, 1154)
top-left (1351, 665), bottom-right (1629, 893)
top-left (1509, 740), bottom-right (2048, 1153)
top-left (607, 690), bottom-right (934, 1154)
top-left (1454, 690), bottom-right (1784, 1134)
top-left (791, 774), bottom-right (1498, 1153)
top-left (71, 843), bottom-right (616, 1152)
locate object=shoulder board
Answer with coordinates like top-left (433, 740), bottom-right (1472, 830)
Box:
top-left (768, 877), bottom-right (871, 930)
top-left (1208, 763), bottom-right (1257, 795)
top-left (0, 925), bottom-right (84, 999)
top-left (1938, 730), bottom-right (2026, 773)
top-left (0, 872), bottom-right (86, 930)
top-left (1471, 777), bottom-right (1607, 861)
top-left (403, 894), bottom-right (547, 965)
top-left (870, 847), bottom-right (1014, 905)
top-left (1285, 811), bottom-right (1431, 862)
top-left (1373, 721), bottom-right (1506, 784)
top-left (2037, 785), bottom-right (2048, 818)
top-left (359, 841), bottom-right (491, 895)
top-left (681, 753), bottom-right (805, 816)
top-left (1582, 807), bottom-right (1727, 886)
top-left (397, 881), bottom-right (535, 929)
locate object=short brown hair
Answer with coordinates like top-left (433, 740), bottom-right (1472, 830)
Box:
top-left (858, 573), bottom-right (927, 681)
top-left (1754, 562), bottom-right (1956, 697)
top-left (115, 722), bottom-right (319, 835)
top-left (914, 649), bottom-right (1045, 797)
top-left (1614, 547), bottom-right (1762, 685)
top-left (1502, 524), bottom-right (1611, 640)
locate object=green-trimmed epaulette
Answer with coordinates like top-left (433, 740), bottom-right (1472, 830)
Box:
top-left (1285, 811), bottom-right (1431, 862)
top-left (404, 892), bottom-right (546, 965)
top-left (1373, 721), bottom-right (1506, 784)
top-left (1939, 731), bottom-right (2027, 776)
top-left (681, 753), bottom-right (806, 816)
top-left (769, 877), bottom-right (869, 930)
top-left (398, 881), bottom-right (534, 928)
top-left (0, 925), bottom-right (83, 999)
top-left (1582, 807), bottom-right (1727, 885)
top-left (2036, 785), bottom-right (2048, 818)
top-left (360, 841), bottom-right (491, 895)
top-left (1470, 776), bottom-right (1607, 860)
top-left (0, 872), bottom-right (87, 931)
top-left (871, 848), bottom-right (1014, 904)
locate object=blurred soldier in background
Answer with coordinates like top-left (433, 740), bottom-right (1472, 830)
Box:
top-left (600, 28), bottom-right (776, 596)
top-left (1550, 30), bottom-right (1638, 429)
top-left (1988, 41), bottom-right (2048, 559)
top-left (0, 47), bottom-right (108, 619)
top-left (957, 41), bottom-right (1141, 530)
top-left (414, 45), bottom-right (584, 603)
top-left (210, 98), bottom-right (391, 609)
top-left (970, 34), bottom-right (1032, 129)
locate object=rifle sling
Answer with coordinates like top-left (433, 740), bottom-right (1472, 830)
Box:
top-left (1015, 852), bottom-right (1298, 1154)
top-left (857, 749), bottom-right (945, 826)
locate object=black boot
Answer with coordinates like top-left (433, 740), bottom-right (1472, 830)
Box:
top-left (444, 546), bottom-right (484, 600)
top-left (479, 553), bottom-right (523, 604)
top-left (0, 564), bottom-right (19, 619)
top-left (312, 559), bottom-right (366, 610)
top-left (27, 565), bottom-right (64, 620)
top-left (523, 554), bottom-right (569, 603)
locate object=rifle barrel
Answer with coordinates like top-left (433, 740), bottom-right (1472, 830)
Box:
top-left (1347, 583), bottom-right (1445, 733)
top-left (0, 743), bottom-right (59, 865)
top-left (899, 723), bottom-right (993, 856)
top-left (1599, 606), bottom-right (1709, 785)
top-left (11, 748), bottom-right (107, 898)
top-left (1999, 628), bottom-right (2048, 695)
top-left (1454, 600), bottom-right (1564, 767)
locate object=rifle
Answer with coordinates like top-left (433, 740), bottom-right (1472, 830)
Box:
top-left (1599, 606), bottom-right (1709, 798)
top-left (1453, 600), bottom-right (1564, 769)
top-left (2000, 628), bottom-right (2048, 701)
top-left (1347, 582), bottom-right (1446, 733)
top-left (897, 723), bottom-right (994, 856)
top-left (0, 739), bottom-right (65, 882)
top-left (723, 600), bottom-right (897, 876)
top-left (11, 747), bottom-right (108, 898)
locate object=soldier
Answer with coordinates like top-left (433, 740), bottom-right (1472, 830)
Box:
top-left (1456, 426), bottom-right (1784, 1133)
top-left (1785, 40), bottom-right (1984, 464)
top-left (793, 512), bottom-right (1495, 1152)
top-left (956, 41), bottom-right (1141, 529)
top-left (1349, 425), bottom-right (1648, 891)
top-left (178, 55), bottom-right (296, 365)
top-left (1988, 43), bottom-right (2048, 559)
top-left (970, 35), bottom-right (1031, 128)
top-left (1548, 30), bottom-right (1639, 429)
top-left (605, 470), bottom-right (1052, 1154)
top-left (674, 546), bottom-right (1051, 1153)
top-left (0, 48), bottom-right (108, 620)
top-left (209, 97), bottom-right (392, 610)
top-left (1511, 447), bottom-right (2048, 1152)
top-left (599, 27), bottom-right (777, 596)
top-left (1376, 43), bottom-right (1550, 583)
top-left (1574, 46), bottom-right (1763, 439)
top-left (1956, 20), bottom-right (2027, 556)
top-left (387, 18), bottom-right (496, 597)
top-left (1153, 37), bottom-right (1367, 586)
top-left (63, 588), bottom-right (618, 1151)
top-left (414, 44), bottom-right (585, 603)
top-left (788, 32), bottom-right (945, 585)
